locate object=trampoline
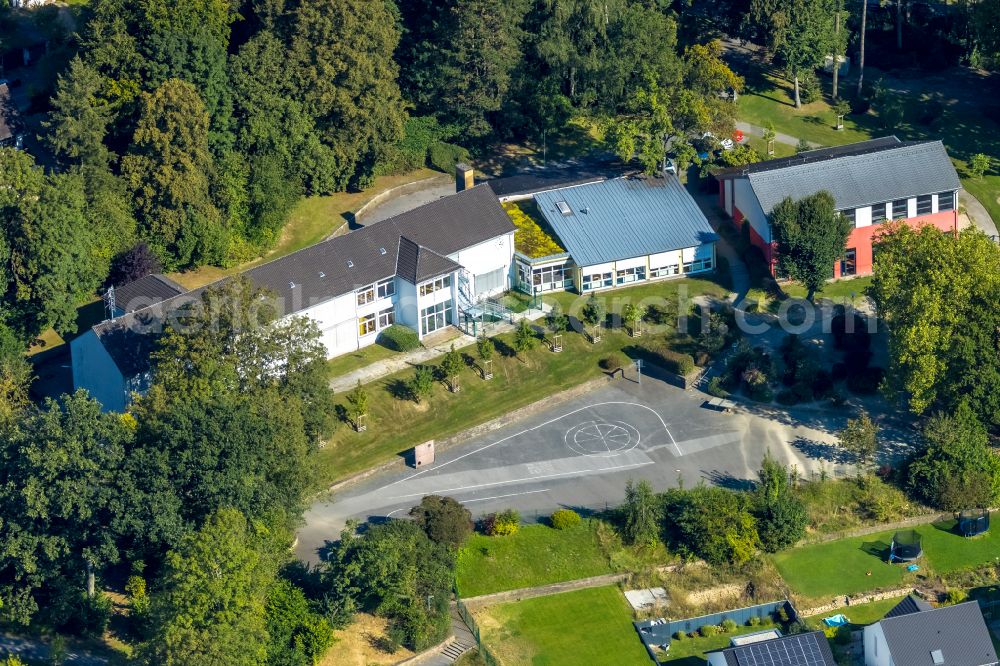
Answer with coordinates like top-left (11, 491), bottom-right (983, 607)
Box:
top-left (959, 509), bottom-right (990, 537)
top-left (889, 530), bottom-right (923, 562)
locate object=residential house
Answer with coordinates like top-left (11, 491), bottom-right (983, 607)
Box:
top-left (715, 136), bottom-right (961, 278)
top-left (864, 599), bottom-right (999, 666)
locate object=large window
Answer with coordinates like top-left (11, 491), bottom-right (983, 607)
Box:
top-left (358, 313), bottom-right (376, 337)
top-left (378, 307), bottom-right (394, 329)
top-left (420, 300), bottom-right (451, 335)
top-left (531, 264), bottom-right (570, 292)
top-left (841, 248), bottom-right (857, 276)
top-left (615, 266), bottom-right (646, 285)
top-left (356, 285), bottom-right (375, 306)
top-left (581, 271), bottom-right (612, 291)
top-left (419, 275), bottom-right (451, 296)
top-left (937, 191), bottom-right (955, 212)
top-left (916, 194), bottom-right (933, 215)
top-left (682, 257), bottom-right (713, 274)
top-left (892, 199), bottom-right (909, 219)
top-left (377, 278), bottom-right (395, 299)
top-left (871, 203), bottom-right (887, 224)
top-left (649, 263), bottom-right (679, 279)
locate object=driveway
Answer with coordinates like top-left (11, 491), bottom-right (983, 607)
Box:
top-left (296, 374), bottom-right (881, 563)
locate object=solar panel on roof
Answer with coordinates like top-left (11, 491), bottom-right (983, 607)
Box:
top-left (733, 634), bottom-right (827, 666)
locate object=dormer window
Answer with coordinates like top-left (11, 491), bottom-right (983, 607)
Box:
top-left (379, 247), bottom-right (387, 255)
top-left (347, 260), bottom-right (354, 268)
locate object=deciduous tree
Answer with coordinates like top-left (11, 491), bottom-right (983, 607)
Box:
top-left (770, 191), bottom-right (852, 301)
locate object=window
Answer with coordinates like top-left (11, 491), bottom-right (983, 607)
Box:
top-left (916, 194), bottom-right (932, 215)
top-left (841, 248), bottom-right (857, 276)
top-left (840, 208), bottom-right (856, 225)
top-left (937, 191), bottom-right (955, 212)
top-left (531, 264), bottom-right (569, 292)
top-left (682, 258), bottom-right (713, 274)
top-left (516, 263), bottom-right (531, 289)
top-left (615, 266), bottom-right (646, 285)
top-left (420, 300), bottom-right (451, 335)
top-left (377, 278), bottom-right (395, 299)
top-left (419, 275), bottom-right (451, 296)
top-left (378, 307), bottom-right (394, 329)
top-left (475, 267), bottom-right (506, 296)
top-left (871, 203), bottom-right (887, 224)
top-left (581, 272), bottom-right (613, 291)
top-left (356, 285), bottom-right (375, 306)
top-left (358, 313), bottom-right (376, 337)
top-left (892, 199), bottom-right (909, 219)
top-left (649, 263), bottom-right (679, 279)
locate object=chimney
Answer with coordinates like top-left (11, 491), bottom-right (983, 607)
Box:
top-left (456, 163), bottom-right (474, 192)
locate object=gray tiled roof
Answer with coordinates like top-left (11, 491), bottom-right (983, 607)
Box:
top-left (396, 236), bottom-right (461, 285)
top-left (112, 274), bottom-right (186, 313)
top-left (739, 139), bottom-right (960, 213)
top-left (884, 594), bottom-right (934, 619)
top-left (711, 630), bottom-right (836, 666)
top-left (90, 184), bottom-right (513, 377)
top-left (533, 175), bottom-right (718, 267)
top-left (880, 601), bottom-right (998, 666)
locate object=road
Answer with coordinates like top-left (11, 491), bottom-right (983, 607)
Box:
top-left (296, 373), bottom-right (892, 564)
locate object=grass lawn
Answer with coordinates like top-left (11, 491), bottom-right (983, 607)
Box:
top-left (745, 135), bottom-right (797, 159)
top-left (475, 586), bottom-right (650, 666)
top-left (544, 276), bottom-right (730, 316)
top-left (327, 342), bottom-right (400, 380)
top-left (456, 521), bottom-right (613, 597)
top-left (168, 168), bottom-right (439, 291)
top-left (662, 621), bottom-right (780, 664)
top-left (317, 278), bottom-right (729, 486)
top-left (774, 515), bottom-right (1000, 601)
top-left (782, 275), bottom-right (873, 303)
top-left (803, 595), bottom-right (907, 632)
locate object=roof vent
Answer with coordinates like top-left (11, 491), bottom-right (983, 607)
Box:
top-left (931, 650), bottom-right (944, 665)
top-left (347, 260), bottom-right (354, 268)
top-left (581, 206), bottom-right (590, 214)
top-left (318, 271), bottom-right (325, 278)
top-left (289, 281), bottom-right (296, 289)
top-left (380, 247), bottom-right (387, 255)
top-left (556, 201), bottom-right (572, 216)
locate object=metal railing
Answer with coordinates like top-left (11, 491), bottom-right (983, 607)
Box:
top-left (455, 595), bottom-right (502, 666)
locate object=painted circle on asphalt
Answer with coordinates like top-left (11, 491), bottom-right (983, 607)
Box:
top-left (565, 420), bottom-right (640, 457)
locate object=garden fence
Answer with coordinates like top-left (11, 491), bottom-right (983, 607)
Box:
top-left (455, 594), bottom-right (502, 666)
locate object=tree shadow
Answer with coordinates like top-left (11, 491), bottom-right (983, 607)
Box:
top-left (791, 436), bottom-right (853, 464)
top-left (334, 404), bottom-right (350, 424)
top-left (384, 378), bottom-right (411, 401)
top-left (704, 470), bottom-right (755, 491)
top-left (860, 539), bottom-right (891, 561)
top-left (492, 337), bottom-right (517, 359)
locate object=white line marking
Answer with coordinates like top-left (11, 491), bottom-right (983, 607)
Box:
top-left (379, 401), bottom-right (673, 489)
top-left (385, 460), bottom-right (656, 500)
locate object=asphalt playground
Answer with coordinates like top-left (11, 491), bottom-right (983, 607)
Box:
top-left (296, 374), bottom-right (859, 563)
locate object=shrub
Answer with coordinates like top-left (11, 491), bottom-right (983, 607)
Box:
top-left (748, 384), bottom-right (773, 402)
top-left (721, 619), bottom-right (737, 633)
top-left (410, 495), bottom-right (473, 546)
top-left (483, 509), bottom-right (520, 536)
top-left (550, 509), bottom-right (581, 530)
top-left (706, 376), bottom-right (730, 399)
top-left (947, 589), bottom-right (969, 605)
top-left (645, 303), bottom-right (675, 325)
top-left (600, 352), bottom-right (626, 371)
top-left (792, 381), bottom-right (814, 403)
top-left (747, 615), bottom-right (762, 627)
top-left (378, 324), bottom-right (421, 352)
top-left (847, 366), bottom-right (884, 395)
top-left (428, 141), bottom-right (469, 173)
top-left (776, 389), bottom-right (800, 406)
top-left (673, 630), bottom-right (687, 641)
top-left (831, 313), bottom-right (871, 352)
top-left (798, 70), bottom-right (821, 104)
top-left (831, 363), bottom-right (848, 382)
top-left (699, 624), bottom-right (720, 638)
top-left (638, 340), bottom-right (695, 376)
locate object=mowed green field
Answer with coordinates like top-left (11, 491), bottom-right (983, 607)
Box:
top-left (475, 586), bottom-right (650, 666)
top-left (774, 516), bottom-right (1000, 600)
top-left (456, 522), bottom-right (613, 598)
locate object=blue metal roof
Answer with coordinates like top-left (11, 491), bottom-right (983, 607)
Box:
top-left (533, 175), bottom-right (718, 267)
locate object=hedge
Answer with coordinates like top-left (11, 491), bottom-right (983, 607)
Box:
top-left (377, 324), bottom-right (421, 352)
top-left (636, 340), bottom-right (695, 376)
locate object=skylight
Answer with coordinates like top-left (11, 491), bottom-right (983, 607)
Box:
top-left (555, 201), bottom-right (572, 216)
top-left (931, 649), bottom-right (944, 665)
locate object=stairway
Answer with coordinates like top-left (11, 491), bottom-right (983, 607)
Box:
top-left (439, 638), bottom-right (474, 663)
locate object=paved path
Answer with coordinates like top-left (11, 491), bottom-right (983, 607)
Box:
top-left (736, 121), bottom-right (821, 149)
top-left (329, 306), bottom-right (550, 394)
top-left (693, 193), bottom-right (751, 302)
top-left (358, 175), bottom-right (455, 227)
top-left (422, 607), bottom-right (476, 666)
top-left (958, 189), bottom-right (999, 238)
